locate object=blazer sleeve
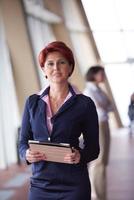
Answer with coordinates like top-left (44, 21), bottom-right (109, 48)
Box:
top-left (19, 97), bottom-right (33, 161)
top-left (80, 99), bottom-right (100, 164)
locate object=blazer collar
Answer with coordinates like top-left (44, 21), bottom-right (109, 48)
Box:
top-left (39, 84), bottom-right (79, 120)
top-left (39, 83), bottom-right (77, 99)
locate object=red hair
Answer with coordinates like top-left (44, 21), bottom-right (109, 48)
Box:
top-left (38, 41), bottom-right (75, 75)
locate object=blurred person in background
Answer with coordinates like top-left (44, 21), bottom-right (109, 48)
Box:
top-left (83, 66), bottom-right (114, 200)
top-left (19, 41), bottom-right (100, 200)
top-left (128, 93), bottom-right (134, 134)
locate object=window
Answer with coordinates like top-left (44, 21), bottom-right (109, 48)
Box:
top-left (0, 16), bottom-right (20, 169)
top-left (23, 0), bottom-right (61, 88)
top-left (82, 0), bottom-right (134, 125)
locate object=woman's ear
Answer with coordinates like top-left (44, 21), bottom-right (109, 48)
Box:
top-left (41, 67), bottom-right (48, 78)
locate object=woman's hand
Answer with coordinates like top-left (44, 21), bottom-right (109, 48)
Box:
top-left (64, 148), bottom-right (81, 164)
top-left (26, 149), bottom-right (46, 163)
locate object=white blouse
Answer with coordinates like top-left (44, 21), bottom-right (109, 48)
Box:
top-left (83, 82), bottom-right (113, 122)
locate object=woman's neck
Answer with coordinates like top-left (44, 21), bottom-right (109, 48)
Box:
top-left (49, 82), bottom-right (69, 100)
top-left (92, 81), bottom-right (99, 86)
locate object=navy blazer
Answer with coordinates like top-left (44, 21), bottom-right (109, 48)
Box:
top-left (19, 85), bottom-right (99, 193)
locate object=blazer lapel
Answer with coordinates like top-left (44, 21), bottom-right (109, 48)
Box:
top-left (51, 94), bottom-right (77, 121)
top-left (38, 99), bottom-right (50, 137)
top-left (38, 84), bottom-right (78, 129)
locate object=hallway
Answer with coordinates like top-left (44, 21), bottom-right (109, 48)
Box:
top-left (0, 128), bottom-right (134, 200)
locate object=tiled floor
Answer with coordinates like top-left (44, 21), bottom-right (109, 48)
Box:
top-left (0, 164), bottom-right (30, 200)
top-left (0, 128), bottom-right (134, 200)
top-left (107, 128), bottom-right (134, 200)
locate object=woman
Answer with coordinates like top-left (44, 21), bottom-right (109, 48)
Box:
top-left (84, 66), bottom-right (113, 200)
top-left (19, 41), bottom-right (99, 200)
top-left (128, 93), bottom-right (134, 134)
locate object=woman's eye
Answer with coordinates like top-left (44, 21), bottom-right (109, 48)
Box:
top-left (47, 62), bottom-right (54, 66)
top-left (60, 60), bottom-right (66, 64)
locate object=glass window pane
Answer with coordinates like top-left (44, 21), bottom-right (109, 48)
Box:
top-left (27, 16), bottom-right (55, 88)
top-left (105, 64), bottom-right (134, 126)
top-left (124, 32), bottom-right (134, 58)
top-left (82, 0), bottom-right (120, 31)
top-left (0, 17), bottom-right (20, 168)
top-left (115, 0), bottom-right (134, 30)
top-left (93, 32), bottom-right (127, 63)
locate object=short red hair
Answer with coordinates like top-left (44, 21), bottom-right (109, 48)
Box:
top-left (38, 41), bottom-right (75, 75)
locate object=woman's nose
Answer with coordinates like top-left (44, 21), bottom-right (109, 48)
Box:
top-left (53, 62), bottom-right (60, 70)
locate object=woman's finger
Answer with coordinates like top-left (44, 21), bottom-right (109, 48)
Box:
top-left (26, 149), bottom-right (46, 163)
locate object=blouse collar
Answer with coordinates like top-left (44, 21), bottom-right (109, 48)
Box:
top-left (38, 83), bottom-right (81, 98)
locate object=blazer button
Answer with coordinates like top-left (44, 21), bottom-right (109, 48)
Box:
top-left (48, 137), bottom-right (51, 141)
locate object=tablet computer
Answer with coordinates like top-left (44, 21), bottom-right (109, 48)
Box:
top-left (28, 140), bottom-right (73, 164)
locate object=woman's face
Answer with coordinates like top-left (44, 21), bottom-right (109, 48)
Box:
top-left (42, 51), bottom-right (72, 84)
top-left (94, 70), bottom-right (105, 83)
